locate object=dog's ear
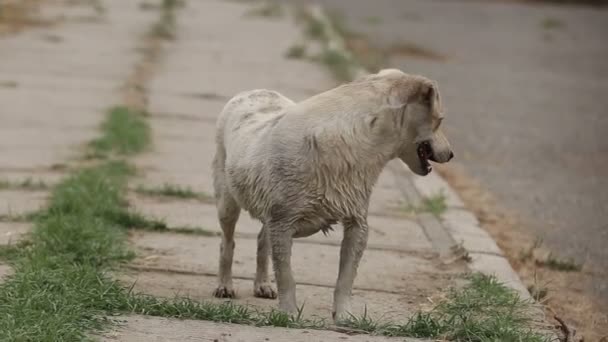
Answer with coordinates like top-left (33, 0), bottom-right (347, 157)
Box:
top-left (419, 82), bottom-right (438, 114)
top-left (387, 77), bottom-right (430, 109)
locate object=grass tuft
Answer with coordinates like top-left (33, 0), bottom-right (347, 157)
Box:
top-left (89, 106), bottom-right (150, 156)
top-left (339, 273), bottom-right (549, 341)
top-left (285, 44), bottom-right (306, 59)
top-left (422, 193), bottom-right (447, 216)
top-left (135, 183), bottom-right (213, 202)
top-left (169, 226), bottom-right (219, 236)
top-left (148, 0), bottom-right (183, 40)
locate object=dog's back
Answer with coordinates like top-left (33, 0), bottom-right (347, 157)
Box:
top-left (212, 89), bottom-right (295, 218)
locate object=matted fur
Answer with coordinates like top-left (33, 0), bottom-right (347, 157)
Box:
top-left (211, 68), bottom-right (453, 319)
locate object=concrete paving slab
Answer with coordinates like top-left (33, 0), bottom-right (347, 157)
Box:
top-left (101, 315), bottom-right (426, 342)
top-left (0, 222), bottom-right (30, 245)
top-left (0, 190), bottom-right (47, 216)
top-left (119, 270), bottom-right (427, 320)
top-left (129, 232), bottom-right (460, 293)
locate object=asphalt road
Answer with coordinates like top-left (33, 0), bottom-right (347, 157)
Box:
top-left (289, 0), bottom-right (608, 303)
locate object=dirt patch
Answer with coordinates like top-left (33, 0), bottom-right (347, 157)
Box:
top-left (0, 0), bottom-right (53, 35)
top-left (436, 163), bottom-right (608, 341)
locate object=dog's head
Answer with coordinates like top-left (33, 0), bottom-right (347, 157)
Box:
top-left (363, 69), bottom-right (454, 176)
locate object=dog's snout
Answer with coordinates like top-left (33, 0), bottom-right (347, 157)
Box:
top-left (448, 151), bottom-right (454, 161)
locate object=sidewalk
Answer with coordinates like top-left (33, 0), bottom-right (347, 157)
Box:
top-left (0, 1), bottom-right (537, 341)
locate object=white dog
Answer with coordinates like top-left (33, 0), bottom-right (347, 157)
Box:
top-left (212, 68), bottom-right (453, 320)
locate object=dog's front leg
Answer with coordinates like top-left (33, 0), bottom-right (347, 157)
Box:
top-left (333, 218), bottom-right (369, 322)
top-left (268, 220), bottom-right (297, 313)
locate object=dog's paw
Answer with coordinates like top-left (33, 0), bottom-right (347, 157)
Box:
top-left (213, 286), bottom-right (236, 298)
top-left (253, 283), bottom-right (277, 299)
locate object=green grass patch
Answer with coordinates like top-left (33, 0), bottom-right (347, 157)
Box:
top-left (0, 178), bottom-right (49, 191)
top-left (317, 49), bottom-right (353, 82)
top-left (404, 193), bottom-right (447, 216)
top-left (148, 0), bottom-right (182, 40)
top-left (339, 273), bottom-right (548, 341)
top-left (421, 193), bottom-right (447, 216)
top-left (135, 183), bottom-right (213, 202)
top-left (106, 210), bottom-right (167, 231)
top-left (89, 106), bottom-right (150, 156)
top-left (0, 161), bottom-right (136, 340)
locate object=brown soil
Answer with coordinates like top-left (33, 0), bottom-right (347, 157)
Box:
top-left (436, 163), bottom-right (608, 341)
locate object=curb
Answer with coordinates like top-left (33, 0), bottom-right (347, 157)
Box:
top-left (303, 4), bottom-right (531, 301)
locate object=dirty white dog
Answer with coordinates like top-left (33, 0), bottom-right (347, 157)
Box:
top-left (212, 68), bottom-right (453, 320)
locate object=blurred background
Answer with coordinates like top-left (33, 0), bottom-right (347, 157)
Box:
top-left (2, 0), bottom-right (607, 339)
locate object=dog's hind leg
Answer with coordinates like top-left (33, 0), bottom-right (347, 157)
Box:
top-left (212, 141), bottom-right (240, 298)
top-left (268, 219), bottom-right (297, 313)
top-left (213, 191), bottom-right (240, 298)
top-left (253, 224), bottom-right (277, 299)
top-left (333, 218), bottom-right (369, 322)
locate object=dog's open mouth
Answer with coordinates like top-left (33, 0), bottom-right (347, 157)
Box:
top-left (416, 141), bottom-right (434, 175)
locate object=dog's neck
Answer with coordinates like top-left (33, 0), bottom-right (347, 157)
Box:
top-left (296, 84), bottom-right (400, 202)
top-left (298, 82), bottom-right (402, 165)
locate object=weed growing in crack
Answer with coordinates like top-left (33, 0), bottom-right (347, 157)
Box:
top-left (285, 44), bottom-right (306, 59)
top-left (135, 183), bottom-right (213, 202)
top-left (403, 192), bottom-right (447, 216)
